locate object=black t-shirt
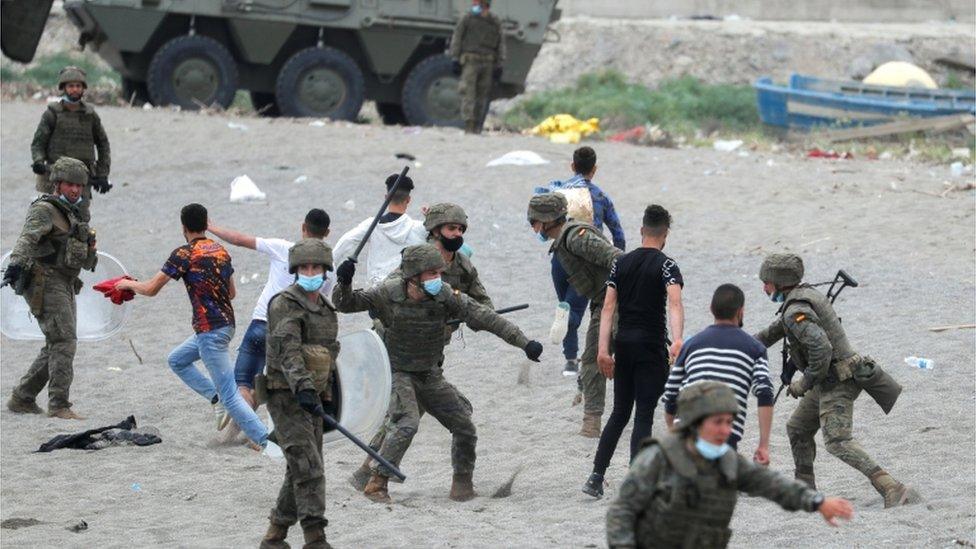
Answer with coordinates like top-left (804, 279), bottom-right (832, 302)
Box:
top-left (607, 247), bottom-right (683, 345)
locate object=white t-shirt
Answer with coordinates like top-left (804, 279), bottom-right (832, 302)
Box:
top-left (252, 237), bottom-right (336, 322)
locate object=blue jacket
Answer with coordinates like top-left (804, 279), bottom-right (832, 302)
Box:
top-left (535, 174), bottom-right (626, 250)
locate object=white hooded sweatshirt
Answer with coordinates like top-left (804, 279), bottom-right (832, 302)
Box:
top-left (333, 213), bottom-right (427, 288)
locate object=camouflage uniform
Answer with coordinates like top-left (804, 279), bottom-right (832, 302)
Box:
top-left (8, 158), bottom-right (97, 415)
top-left (449, 6), bottom-right (506, 133)
top-left (31, 67), bottom-right (111, 222)
top-left (606, 381), bottom-right (823, 548)
top-left (756, 253), bottom-right (915, 507)
top-left (262, 239), bottom-right (338, 548)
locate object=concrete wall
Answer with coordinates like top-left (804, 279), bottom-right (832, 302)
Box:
top-left (559, 0), bottom-right (975, 24)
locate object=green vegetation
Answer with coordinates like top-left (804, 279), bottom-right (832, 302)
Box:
top-left (1, 52), bottom-right (119, 87)
top-left (503, 70), bottom-right (761, 134)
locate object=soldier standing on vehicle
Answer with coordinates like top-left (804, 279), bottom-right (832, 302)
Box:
top-left (755, 253), bottom-right (919, 508)
top-left (30, 66), bottom-right (111, 222)
top-left (260, 239), bottom-right (337, 549)
top-left (605, 381), bottom-right (854, 549)
top-left (4, 158), bottom-right (97, 420)
top-left (527, 193), bottom-right (622, 438)
top-left (449, 0), bottom-right (506, 134)
top-left (333, 244), bottom-right (542, 503)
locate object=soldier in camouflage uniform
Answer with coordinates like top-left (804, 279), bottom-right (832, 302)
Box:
top-left (4, 158), bottom-right (97, 420)
top-left (31, 66), bottom-right (112, 222)
top-left (333, 244), bottom-right (542, 503)
top-left (755, 253), bottom-right (919, 508)
top-left (449, 0), bottom-right (506, 134)
top-left (606, 381), bottom-right (853, 548)
top-left (348, 202), bottom-right (492, 490)
top-left (260, 239), bottom-right (337, 549)
top-left (527, 193), bottom-right (622, 437)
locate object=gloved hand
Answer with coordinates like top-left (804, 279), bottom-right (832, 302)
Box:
top-left (31, 161), bottom-right (47, 175)
top-left (296, 388), bottom-right (325, 417)
top-left (524, 340), bottom-right (543, 362)
top-left (451, 60), bottom-right (462, 76)
top-left (90, 176), bottom-right (113, 194)
top-left (1, 263), bottom-right (23, 288)
top-left (492, 66), bottom-right (503, 82)
top-left (787, 379), bottom-right (808, 399)
top-left (336, 258), bottom-right (356, 285)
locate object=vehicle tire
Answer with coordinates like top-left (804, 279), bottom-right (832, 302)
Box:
top-left (275, 46), bottom-right (364, 120)
top-left (250, 91), bottom-right (280, 117)
top-left (121, 78), bottom-right (151, 106)
top-left (401, 55), bottom-right (462, 128)
top-left (146, 35), bottom-right (238, 110)
top-left (376, 102), bottom-right (407, 125)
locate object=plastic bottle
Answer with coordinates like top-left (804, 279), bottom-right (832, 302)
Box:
top-left (549, 302), bottom-right (571, 344)
top-left (904, 356), bottom-right (935, 370)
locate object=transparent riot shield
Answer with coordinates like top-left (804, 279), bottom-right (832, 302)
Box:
top-left (324, 329), bottom-right (392, 445)
top-left (0, 251), bottom-right (130, 341)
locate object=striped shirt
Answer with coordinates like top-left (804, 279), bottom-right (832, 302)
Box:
top-left (661, 324), bottom-right (774, 443)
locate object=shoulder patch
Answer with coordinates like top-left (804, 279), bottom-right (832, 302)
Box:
top-left (794, 313), bottom-right (807, 323)
top-left (577, 228), bottom-right (586, 237)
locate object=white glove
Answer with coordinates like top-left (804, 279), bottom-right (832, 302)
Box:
top-left (549, 302), bottom-right (570, 344)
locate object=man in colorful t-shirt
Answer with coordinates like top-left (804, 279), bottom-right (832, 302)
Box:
top-left (116, 203), bottom-right (268, 449)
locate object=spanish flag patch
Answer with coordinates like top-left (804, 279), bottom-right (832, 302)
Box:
top-left (795, 313), bottom-right (807, 323)
top-left (577, 228), bottom-right (587, 237)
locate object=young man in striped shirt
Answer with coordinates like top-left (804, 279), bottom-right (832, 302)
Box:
top-left (662, 283), bottom-right (774, 465)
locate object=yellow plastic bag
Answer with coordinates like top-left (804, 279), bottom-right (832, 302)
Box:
top-left (529, 114), bottom-right (600, 144)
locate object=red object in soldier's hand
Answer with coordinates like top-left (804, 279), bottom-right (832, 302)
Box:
top-left (93, 275), bottom-right (135, 305)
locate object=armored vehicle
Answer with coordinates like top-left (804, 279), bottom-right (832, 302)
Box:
top-left (1, 0), bottom-right (559, 126)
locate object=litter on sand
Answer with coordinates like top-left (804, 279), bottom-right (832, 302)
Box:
top-left (309, 120), bottom-right (326, 127)
top-left (229, 175), bottom-right (266, 203)
top-left (293, 175), bottom-right (309, 184)
top-left (227, 122), bottom-right (248, 131)
top-left (486, 150), bottom-right (550, 167)
top-left (713, 139), bottom-right (744, 152)
top-left (528, 114), bottom-right (599, 144)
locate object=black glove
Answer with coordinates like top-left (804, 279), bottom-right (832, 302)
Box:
top-left (90, 176), bottom-right (113, 194)
top-left (1, 264), bottom-right (23, 288)
top-left (296, 389), bottom-right (325, 417)
top-left (524, 340), bottom-right (543, 362)
top-left (451, 60), bottom-right (462, 76)
top-left (336, 258), bottom-right (356, 285)
top-left (492, 66), bottom-right (503, 82)
top-left (31, 162), bottom-right (47, 175)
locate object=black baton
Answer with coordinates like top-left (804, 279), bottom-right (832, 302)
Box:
top-left (446, 303), bottom-right (529, 327)
top-left (319, 410), bottom-right (406, 481)
top-left (349, 166), bottom-right (410, 263)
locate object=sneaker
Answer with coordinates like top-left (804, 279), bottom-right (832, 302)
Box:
top-left (213, 401), bottom-right (231, 431)
top-left (562, 359), bottom-right (579, 376)
top-left (582, 472), bottom-right (604, 498)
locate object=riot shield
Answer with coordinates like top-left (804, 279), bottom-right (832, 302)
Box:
top-left (0, 251), bottom-right (130, 341)
top-left (323, 329), bottom-right (392, 445)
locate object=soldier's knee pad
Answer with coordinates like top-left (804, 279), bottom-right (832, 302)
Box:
top-left (823, 436), bottom-right (853, 457)
top-left (284, 444), bottom-right (324, 483)
top-left (786, 419), bottom-right (812, 441)
top-left (397, 425), bottom-right (419, 440)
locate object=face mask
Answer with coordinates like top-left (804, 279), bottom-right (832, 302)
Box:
top-left (59, 193), bottom-right (82, 206)
top-left (422, 277), bottom-right (443, 295)
top-left (471, 4), bottom-right (482, 14)
top-left (695, 437), bottom-right (731, 460)
top-left (536, 232), bottom-right (549, 243)
top-left (440, 235), bottom-right (464, 253)
top-left (770, 291), bottom-right (785, 303)
top-left (62, 93), bottom-right (81, 104)
top-left (297, 274), bottom-right (324, 292)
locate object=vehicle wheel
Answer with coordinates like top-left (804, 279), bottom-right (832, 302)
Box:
top-left (275, 46), bottom-right (364, 120)
top-left (401, 55), bottom-right (462, 127)
top-left (376, 102), bottom-right (407, 125)
top-left (121, 78), bottom-right (150, 106)
top-left (250, 91), bottom-right (280, 117)
top-left (146, 35), bottom-right (238, 110)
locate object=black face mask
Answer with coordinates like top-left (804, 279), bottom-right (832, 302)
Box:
top-left (440, 235), bottom-right (464, 253)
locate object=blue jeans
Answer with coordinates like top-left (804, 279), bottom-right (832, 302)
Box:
top-left (168, 325), bottom-right (268, 446)
top-left (234, 319), bottom-right (267, 389)
top-left (551, 255), bottom-right (588, 360)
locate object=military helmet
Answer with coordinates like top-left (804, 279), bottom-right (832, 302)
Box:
top-left (527, 193), bottom-right (568, 223)
top-left (58, 66), bottom-right (88, 89)
top-left (49, 157), bottom-right (89, 186)
top-left (288, 238), bottom-right (334, 274)
top-left (674, 381), bottom-right (739, 432)
top-left (424, 203), bottom-right (468, 232)
top-left (759, 253), bottom-right (804, 288)
top-left (400, 244), bottom-right (445, 278)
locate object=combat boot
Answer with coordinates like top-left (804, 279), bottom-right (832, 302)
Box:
top-left (301, 524), bottom-right (332, 549)
top-left (7, 395), bottom-right (43, 414)
top-left (579, 413), bottom-right (601, 438)
top-left (48, 408), bottom-right (85, 420)
top-left (348, 457), bottom-right (373, 491)
top-left (449, 473), bottom-right (477, 502)
top-left (259, 521), bottom-right (290, 549)
top-left (363, 474), bottom-right (392, 503)
top-left (870, 469), bottom-right (921, 508)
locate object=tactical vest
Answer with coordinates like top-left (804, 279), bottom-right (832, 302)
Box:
top-left (781, 285), bottom-right (856, 374)
top-left (31, 196), bottom-right (94, 277)
top-left (383, 284), bottom-right (455, 372)
top-left (553, 221), bottom-right (611, 302)
top-left (459, 13), bottom-right (503, 59)
top-left (46, 103), bottom-right (97, 167)
top-left (265, 286), bottom-right (340, 394)
top-left (634, 434), bottom-right (739, 548)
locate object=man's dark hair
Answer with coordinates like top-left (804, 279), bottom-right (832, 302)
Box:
top-left (304, 208), bottom-right (331, 237)
top-left (642, 204), bottom-right (671, 237)
top-left (180, 203), bottom-right (208, 233)
top-left (385, 173), bottom-right (414, 204)
top-left (711, 283), bottom-right (745, 320)
top-left (572, 146), bottom-right (597, 175)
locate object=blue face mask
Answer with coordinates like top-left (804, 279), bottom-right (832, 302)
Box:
top-left (695, 437), bottom-right (731, 460)
top-left (422, 277), bottom-right (443, 295)
top-left (297, 274), bottom-right (324, 292)
top-left (62, 94), bottom-right (81, 104)
top-left (536, 232), bottom-right (549, 243)
top-left (770, 291), bottom-right (785, 303)
top-left (59, 193), bottom-right (82, 206)
top-left (471, 4), bottom-right (482, 14)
